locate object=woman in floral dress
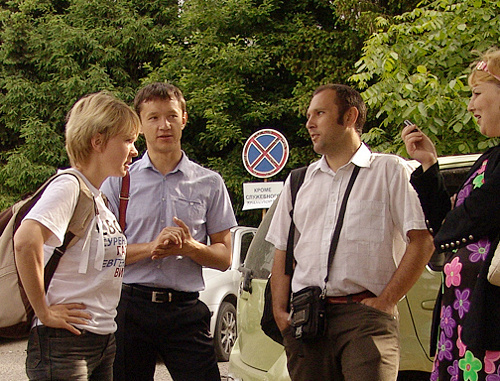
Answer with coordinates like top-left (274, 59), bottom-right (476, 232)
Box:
top-left (402, 49), bottom-right (500, 381)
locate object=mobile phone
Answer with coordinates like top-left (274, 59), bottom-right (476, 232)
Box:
top-left (404, 120), bottom-right (418, 132)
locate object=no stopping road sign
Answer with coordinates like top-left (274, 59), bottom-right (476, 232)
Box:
top-left (242, 129), bottom-right (289, 178)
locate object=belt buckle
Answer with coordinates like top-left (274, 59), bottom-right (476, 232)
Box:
top-left (151, 291), bottom-right (172, 303)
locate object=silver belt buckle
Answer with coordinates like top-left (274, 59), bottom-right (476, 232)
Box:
top-left (151, 291), bottom-right (172, 303)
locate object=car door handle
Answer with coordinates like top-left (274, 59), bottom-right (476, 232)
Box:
top-left (421, 300), bottom-right (436, 310)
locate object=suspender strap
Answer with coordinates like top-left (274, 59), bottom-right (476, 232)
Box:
top-left (324, 165), bottom-right (360, 286)
top-left (119, 171), bottom-right (130, 232)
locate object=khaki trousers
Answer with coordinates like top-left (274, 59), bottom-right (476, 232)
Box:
top-left (283, 303), bottom-right (399, 381)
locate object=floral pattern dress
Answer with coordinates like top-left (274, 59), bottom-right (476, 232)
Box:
top-left (432, 159), bottom-right (500, 381)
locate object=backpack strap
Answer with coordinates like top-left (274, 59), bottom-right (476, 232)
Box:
top-left (46, 172), bottom-right (95, 290)
top-left (15, 171), bottom-right (95, 291)
top-left (64, 173), bottom-right (95, 248)
top-left (118, 171), bottom-right (130, 232)
top-left (44, 232), bottom-right (75, 291)
top-left (284, 166), bottom-right (308, 276)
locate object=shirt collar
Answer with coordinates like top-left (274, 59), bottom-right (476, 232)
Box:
top-left (315, 143), bottom-right (372, 174)
top-left (350, 143), bottom-right (372, 168)
top-left (137, 150), bottom-right (189, 175)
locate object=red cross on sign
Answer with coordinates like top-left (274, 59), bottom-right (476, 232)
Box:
top-left (242, 129), bottom-right (289, 178)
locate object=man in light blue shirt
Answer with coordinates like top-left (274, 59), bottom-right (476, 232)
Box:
top-left (101, 82), bottom-right (237, 381)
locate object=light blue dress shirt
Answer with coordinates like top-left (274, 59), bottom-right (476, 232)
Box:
top-left (101, 151), bottom-right (237, 292)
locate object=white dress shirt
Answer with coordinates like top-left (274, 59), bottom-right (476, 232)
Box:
top-left (266, 144), bottom-right (427, 296)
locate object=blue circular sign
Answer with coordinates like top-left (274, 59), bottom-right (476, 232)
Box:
top-left (242, 129), bottom-right (289, 178)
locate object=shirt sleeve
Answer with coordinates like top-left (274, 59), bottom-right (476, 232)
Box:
top-left (410, 162), bottom-right (451, 236)
top-left (388, 159), bottom-right (427, 241)
top-left (23, 175), bottom-right (80, 247)
top-left (205, 174), bottom-right (237, 235)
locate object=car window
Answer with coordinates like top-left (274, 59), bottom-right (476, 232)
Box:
top-left (240, 231), bottom-right (255, 264)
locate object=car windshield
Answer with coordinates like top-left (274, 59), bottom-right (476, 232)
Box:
top-left (244, 200), bottom-right (278, 280)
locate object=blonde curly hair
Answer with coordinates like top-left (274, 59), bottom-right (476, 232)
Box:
top-left (469, 48), bottom-right (500, 87)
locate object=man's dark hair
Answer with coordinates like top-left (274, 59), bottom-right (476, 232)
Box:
top-left (134, 82), bottom-right (187, 117)
top-left (313, 84), bottom-right (366, 134)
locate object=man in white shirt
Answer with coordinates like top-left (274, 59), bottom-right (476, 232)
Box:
top-left (267, 84), bottom-right (434, 381)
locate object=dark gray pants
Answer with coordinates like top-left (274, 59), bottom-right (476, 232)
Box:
top-left (26, 326), bottom-right (115, 381)
top-left (283, 303), bottom-right (399, 381)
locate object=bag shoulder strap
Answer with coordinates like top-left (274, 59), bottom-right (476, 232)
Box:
top-left (14, 170), bottom-right (95, 291)
top-left (118, 171), bottom-right (130, 232)
top-left (14, 171), bottom-right (93, 235)
top-left (290, 167), bottom-right (307, 207)
top-left (285, 166), bottom-right (308, 275)
top-left (45, 171), bottom-right (95, 291)
top-left (323, 165), bottom-right (360, 286)
top-left (64, 172), bottom-right (95, 247)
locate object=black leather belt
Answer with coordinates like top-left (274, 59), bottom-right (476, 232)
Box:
top-left (122, 284), bottom-right (199, 304)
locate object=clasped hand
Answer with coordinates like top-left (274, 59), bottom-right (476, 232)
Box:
top-left (151, 217), bottom-right (195, 260)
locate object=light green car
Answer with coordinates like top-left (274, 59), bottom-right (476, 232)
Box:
top-left (228, 154), bottom-right (480, 381)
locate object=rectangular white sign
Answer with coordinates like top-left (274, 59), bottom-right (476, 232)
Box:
top-left (242, 182), bottom-right (284, 211)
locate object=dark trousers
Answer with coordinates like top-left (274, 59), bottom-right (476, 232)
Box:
top-left (113, 288), bottom-right (220, 381)
top-left (26, 326), bottom-right (115, 381)
top-left (283, 303), bottom-right (399, 381)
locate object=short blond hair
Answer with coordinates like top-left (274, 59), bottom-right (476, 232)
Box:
top-left (469, 48), bottom-right (500, 87)
top-left (65, 92), bottom-right (140, 166)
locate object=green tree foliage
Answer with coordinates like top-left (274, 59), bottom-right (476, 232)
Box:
top-left (0, 0), bottom-right (429, 224)
top-left (350, 0), bottom-right (500, 157)
top-left (143, 0), bottom-right (421, 225)
top-left (0, 0), bottom-right (174, 208)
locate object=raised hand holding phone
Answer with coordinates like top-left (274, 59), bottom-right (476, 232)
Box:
top-left (401, 121), bottom-right (437, 171)
top-left (404, 120), bottom-right (418, 133)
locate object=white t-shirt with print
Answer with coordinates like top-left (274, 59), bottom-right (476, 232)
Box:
top-left (24, 169), bottom-right (126, 335)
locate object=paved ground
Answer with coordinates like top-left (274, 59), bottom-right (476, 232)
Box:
top-left (0, 337), bottom-right (229, 380)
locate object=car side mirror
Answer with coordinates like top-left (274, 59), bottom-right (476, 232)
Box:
top-left (238, 266), bottom-right (253, 293)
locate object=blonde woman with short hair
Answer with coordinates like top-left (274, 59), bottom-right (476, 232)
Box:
top-left (14, 92), bottom-right (139, 380)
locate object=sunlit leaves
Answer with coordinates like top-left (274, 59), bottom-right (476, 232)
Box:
top-left (351, 0), bottom-right (500, 156)
top-left (0, 0), bottom-right (175, 209)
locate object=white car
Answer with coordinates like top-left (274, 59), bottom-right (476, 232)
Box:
top-left (199, 226), bottom-right (257, 361)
